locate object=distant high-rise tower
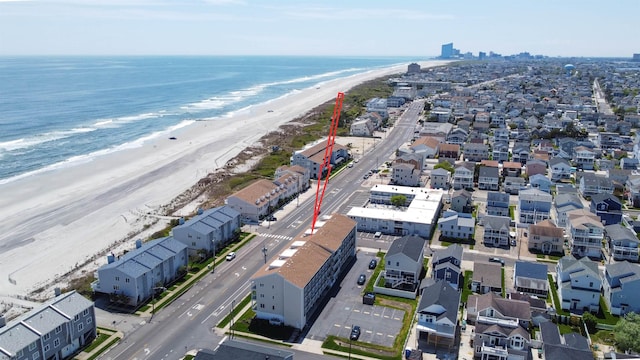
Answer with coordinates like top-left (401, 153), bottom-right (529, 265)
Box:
top-left (633, 54), bottom-right (640, 62)
top-left (478, 51), bottom-right (487, 60)
top-left (441, 43), bottom-right (454, 59)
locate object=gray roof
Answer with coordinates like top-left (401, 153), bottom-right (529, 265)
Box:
top-left (50, 291), bottom-right (94, 319)
top-left (558, 256), bottom-right (600, 280)
top-left (22, 306), bottom-right (69, 336)
top-left (581, 173), bottom-right (613, 188)
top-left (514, 261), bottom-right (548, 281)
top-left (549, 157), bottom-right (571, 167)
top-left (418, 280), bottom-right (461, 324)
top-left (472, 262), bottom-right (502, 289)
top-left (487, 191), bottom-right (509, 204)
top-left (387, 235), bottom-right (425, 263)
top-left (432, 244), bottom-right (463, 266)
top-left (100, 236), bottom-right (187, 278)
top-left (452, 189), bottom-right (472, 199)
top-left (605, 261), bottom-right (640, 279)
top-left (0, 291), bottom-right (92, 357)
top-left (176, 205), bottom-right (240, 236)
top-left (464, 142), bottom-right (489, 150)
top-left (592, 193), bottom-right (622, 206)
top-left (605, 224), bottom-right (638, 243)
top-left (197, 339), bottom-right (294, 360)
top-left (483, 215), bottom-right (510, 230)
top-left (554, 193), bottom-right (583, 208)
top-left (479, 166), bottom-right (499, 178)
top-left (540, 321), bottom-right (592, 360)
top-left (431, 168), bottom-right (450, 176)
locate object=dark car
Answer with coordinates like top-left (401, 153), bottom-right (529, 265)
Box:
top-left (266, 215), bottom-right (277, 221)
top-left (489, 257), bottom-right (505, 266)
top-left (357, 274), bottom-right (366, 285)
top-left (350, 325), bottom-right (361, 341)
top-left (368, 259), bottom-right (377, 269)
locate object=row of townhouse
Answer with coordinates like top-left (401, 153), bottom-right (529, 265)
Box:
top-left (0, 291), bottom-right (96, 360)
top-left (226, 165), bottom-right (310, 223)
top-left (93, 206), bottom-right (241, 306)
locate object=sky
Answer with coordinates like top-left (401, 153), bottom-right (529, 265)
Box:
top-left (0, 0), bottom-right (638, 57)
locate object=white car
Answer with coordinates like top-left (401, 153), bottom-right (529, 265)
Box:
top-left (226, 252), bottom-right (236, 261)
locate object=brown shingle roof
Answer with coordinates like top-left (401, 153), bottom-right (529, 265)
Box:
top-left (253, 215), bottom-right (356, 288)
top-left (528, 220), bottom-right (563, 238)
top-left (300, 142), bottom-right (347, 164)
top-left (412, 136), bottom-right (441, 150)
top-left (231, 179), bottom-right (278, 205)
top-left (438, 143), bottom-right (460, 153)
top-left (502, 161), bottom-right (522, 169)
top-left (480, 160), bottom-right (499, 168)
top-left (472, 262), bottom-right (502, 289)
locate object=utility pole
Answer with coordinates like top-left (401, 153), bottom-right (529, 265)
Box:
top-left (212, 242), bottom-right (216, 274)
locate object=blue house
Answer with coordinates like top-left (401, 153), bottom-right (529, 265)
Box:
top-left (590, 193), bottom-right (622, 226)
top-left (529, 174), bottom-right (552, 193)
top-left (431, 244), bottom-right (463, 290)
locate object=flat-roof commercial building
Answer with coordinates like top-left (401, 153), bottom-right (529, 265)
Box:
top-left (251, 214), bottom-right (357, 330)
top-left (348, 185), bottom-right (443, 238)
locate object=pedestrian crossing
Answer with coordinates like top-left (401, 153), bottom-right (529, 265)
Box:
top-left (258, 233), bottom-right (293, 241)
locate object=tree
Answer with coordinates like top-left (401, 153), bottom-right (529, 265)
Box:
top-left (433, 161), bottom-right (455, 174)
top-left (390, 195), bottom-right (407, 207)
top-left (582, 312), bottom-right (597, 334)
top-left (614, 312), bottom-right (640, 353)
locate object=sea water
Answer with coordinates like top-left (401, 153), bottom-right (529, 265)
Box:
top-left (0, 56), bottom-right (422, 184)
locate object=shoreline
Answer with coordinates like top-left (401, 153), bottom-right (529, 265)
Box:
top-left (0, 60), bottom-right (449, 300)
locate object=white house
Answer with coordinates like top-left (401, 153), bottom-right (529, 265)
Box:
top-left (438, 210), bottom-right (475, 240)
top-left (579, 173), bottom-right (614, 198)
top-left (349, 118), bottom-right (375, 136)
top-left (573, 146), bottom-right (596, 170)
top-left (567, 209), bottom-right (604, 259)
top-left (384, 235), bottom-right (425, 291)
top-left (483, 215), bottom-right (511, 247)
top-left (392, 162), bottom-right (421, 187)
top-left (518, 188), bottom-right (552, 225)
top-left (549, 158), bottom-right (573, 182)
top-left (290, 140), bottom-right (349, 180)
top-left (452, 164), bottom-right (474, 190)
top-left (556, 256), bottom-right (601, 313)
top-left (430, 168), bottom-right (451, 190)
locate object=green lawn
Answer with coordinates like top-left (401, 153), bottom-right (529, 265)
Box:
top-left (596, 296), bottom-right (620, 325)
top-left (462, 270), bottom-right (473, 302)
top-left (547, 274), bottom-right (569, 316)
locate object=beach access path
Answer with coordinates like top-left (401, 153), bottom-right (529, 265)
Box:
top-left (0, 60), bottom-right (450, 300)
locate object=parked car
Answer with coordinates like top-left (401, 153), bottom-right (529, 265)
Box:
top-left (489, 257), bottom-right (504, 266)
top-left (374, 231), bottom-right (382, 238)
top-left (266, 215), bottom-right (277, 221)
top-left (226, 252), bottom-right (236, 261)
top-left (368, 259), bottom-right (377, 269)
top-left (357, 274), bottom-right (366, 285)
top-left (350, 325), bottom-right (361, 341)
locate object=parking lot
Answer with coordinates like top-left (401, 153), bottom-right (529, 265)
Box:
top-left (305, 254), bottom-right (405, 348)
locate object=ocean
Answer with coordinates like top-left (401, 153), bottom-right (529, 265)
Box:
top-left (0, 56), bottom-right (422, 184)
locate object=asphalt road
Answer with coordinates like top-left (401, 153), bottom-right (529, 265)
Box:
top-left (104, 101), bottom-right (424, 359)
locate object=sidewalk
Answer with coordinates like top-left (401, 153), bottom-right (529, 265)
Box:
top-left (74, 328), bottom-right (123, 360)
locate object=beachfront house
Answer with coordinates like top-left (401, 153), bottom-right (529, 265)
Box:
top-left (226, 174), bottom-right (300, 223)
top-left (290, 140), bottom-right (349, 180)
top-left (172, 205), bottom-right (241, 253)
top-left (92, 237), bottom-right (188, 306)
top-left (0, 291), bottom-right (96, 360)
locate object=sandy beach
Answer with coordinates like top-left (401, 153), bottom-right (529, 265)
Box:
top-left (0, 60), bottom-right (448, 300)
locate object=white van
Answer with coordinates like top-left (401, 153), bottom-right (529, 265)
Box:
top-left (374, 231), bottom-right (382, 238)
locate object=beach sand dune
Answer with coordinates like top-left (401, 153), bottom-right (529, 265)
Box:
top-left (0, 61), bottom-right (448, 299)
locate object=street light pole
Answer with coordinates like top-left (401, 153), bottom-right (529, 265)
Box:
top-left (262, 240), bottom-right (268, 264)
top-left (212, 242), bottom-right (216, 274)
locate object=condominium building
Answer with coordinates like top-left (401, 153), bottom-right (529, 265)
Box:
top-left (251, 215), bottom-right (356, 329)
